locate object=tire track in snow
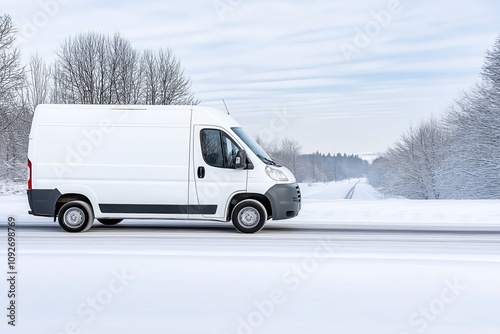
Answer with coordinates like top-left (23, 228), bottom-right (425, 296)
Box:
top-left (344, 180), bottom-right (360, 199)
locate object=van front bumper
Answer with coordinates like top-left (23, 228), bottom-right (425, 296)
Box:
top-left (265, 183), bottom-right (301, 220)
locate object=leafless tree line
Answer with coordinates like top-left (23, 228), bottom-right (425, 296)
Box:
top-left (53, 32), bottom-right (198, 105)
top-left (0, 13), bottom-right (198, 180)
top-left (299, 152), bottom-right (369, 184)
top-left (0, 14), bottom-right (26, 180)
top-left (370, 35), bottom-right (500, 199)
top-left (257, 137), bottom-right (303, 176)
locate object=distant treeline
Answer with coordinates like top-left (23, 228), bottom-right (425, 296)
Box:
top-left (297, 152), bottom-right (370, 184)
top-left (257, 138), bottom-right (370, 183)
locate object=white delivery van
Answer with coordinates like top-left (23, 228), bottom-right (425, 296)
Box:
top-left (27, 105), bottom-right (301, 233)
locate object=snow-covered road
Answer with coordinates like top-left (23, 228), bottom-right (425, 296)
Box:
top-left (1, 179), bottom-right (499, 334)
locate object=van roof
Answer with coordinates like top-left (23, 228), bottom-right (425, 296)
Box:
top-left (34, 104), bottom-right (242, 128)
top-left (37, 104), bottom-right (219, 112)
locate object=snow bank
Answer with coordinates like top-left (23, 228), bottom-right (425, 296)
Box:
top-left (291, 179), bottom-right (500, 230)
top-left (0, 181), bottom-right (25, 196)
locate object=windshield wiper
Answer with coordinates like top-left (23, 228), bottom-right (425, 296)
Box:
top-left (258, 155), bottom-right (276, 165)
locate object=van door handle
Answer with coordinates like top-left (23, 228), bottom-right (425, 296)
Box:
top-left (197, 166), bottom-right (205, 179)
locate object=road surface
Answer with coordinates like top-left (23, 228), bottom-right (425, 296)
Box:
top-left (1, 180), bottom-right (499, 334)
top-left (0, 219), bottom-right (499, 334)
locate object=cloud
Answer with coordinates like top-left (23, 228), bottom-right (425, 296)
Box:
top-left (6, 0), bottom-right (500, 153)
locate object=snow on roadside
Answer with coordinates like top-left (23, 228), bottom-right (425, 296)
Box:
top-left (0, 180), bottom-right (25, 196)
top-left (294, 179), bottom-right (500, 228)
top-left (1, 178), bottom-right (499, 229)
top-left (296, 199), bottom-right (500, 227)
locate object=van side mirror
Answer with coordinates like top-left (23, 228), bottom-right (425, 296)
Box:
top-left (234, 149), bottom-right (248, 170)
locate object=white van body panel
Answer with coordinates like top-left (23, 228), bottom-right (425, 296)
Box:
top-left (31, 105), bottom-right (194, 219)
top-left (27, 104), bottom-right (301, 230)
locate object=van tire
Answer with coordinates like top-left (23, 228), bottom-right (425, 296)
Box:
top-left (231, 199), bottom-right (267, 233)
top-left (97, 219), bottom-right (123, 226)
top-left (58, 201), bottom-right (94, 233)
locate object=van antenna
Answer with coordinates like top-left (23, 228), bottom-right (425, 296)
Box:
top-left (222, 99), bottom-right (230, 115)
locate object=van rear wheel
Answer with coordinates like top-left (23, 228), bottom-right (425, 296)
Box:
top-left (58, 201), bottom-right (94, 233)
top-left (97, 219), bottom-right (123, 226)
top-left (231, 199), bottom-right (267, 233)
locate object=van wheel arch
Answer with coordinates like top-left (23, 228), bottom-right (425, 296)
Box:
top-left (227, 194), bottom-right (272, 221)
top-left (55, 194), bottom-right (93, 220)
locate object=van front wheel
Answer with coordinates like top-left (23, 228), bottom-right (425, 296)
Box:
top-left (58, 201), bottom-right (94, 233)
top-left (231, 199), bottom-right (267, 233)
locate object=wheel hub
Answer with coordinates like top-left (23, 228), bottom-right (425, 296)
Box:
top-left (239, 207), bottom-right (260, 228)
top-left (64, 208), bottom-right (84, 227)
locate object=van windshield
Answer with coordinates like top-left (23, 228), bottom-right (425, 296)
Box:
top-left (232, 127), bottom-right (276, 165)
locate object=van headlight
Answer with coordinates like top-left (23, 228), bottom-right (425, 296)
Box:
top-left (265, 166), bottom-right (289, 182)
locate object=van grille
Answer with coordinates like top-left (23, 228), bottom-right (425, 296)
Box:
top-left (295, 185), bottom-right (301, 203)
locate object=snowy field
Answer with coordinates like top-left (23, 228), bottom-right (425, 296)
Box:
top-left (0, 179), bottom-right (499, 334)
top-left (0, 181), bottom-right (25, 196)
top-left (299, 179), bottom-right (500, 230)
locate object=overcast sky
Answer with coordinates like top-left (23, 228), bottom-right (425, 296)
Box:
top-left (3, 0), bottom-right (500, 155)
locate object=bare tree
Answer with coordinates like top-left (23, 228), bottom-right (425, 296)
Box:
top-left (55, 32), bottom-right (110, 104)
top-left (441, 86), bottom-right (500, 199)
top-left (140, 49), bottom-right (159, 105)
top-left (0, 13), bottom-right (26, 180)
top-left (370, 35), bottom-right (500, 199)
top-left (24, 53), bottom-right (51, 111)
top-left (436, 36), bottom-right (500, 199)
top-left (483, 35), bottom-right (500, 87)
top-left (255, 135), bottom-right (278, 155)
top-left (255, 137), bottom-right (302, 174)
top-left (369, 118), bottom-right (447, 199)
top-left (140, 48), bottom-right (198, 105)
top-left (105, 34), bottom-right (142, 104)
top-left (0, 14), bottom-right (24, 132)
top-left (53, 32), bottom-right (198, 105)
top-left (274, 138), bottom-right (302, 175)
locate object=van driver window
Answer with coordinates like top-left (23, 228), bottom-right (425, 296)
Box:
top-left (222, 135), bottom-right (240, 168)
top-left (201, 129), bottom-right (240, 168)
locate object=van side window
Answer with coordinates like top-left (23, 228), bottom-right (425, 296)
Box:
top-left (201, 129), bottom-right (224, 168)
top-left (201, 129), bottom-right (240, 168)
